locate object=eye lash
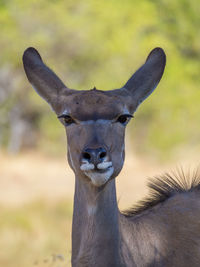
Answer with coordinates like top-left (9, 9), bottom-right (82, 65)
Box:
top-left (116, 114), bottom-right (134, 120)
top-left (114, 114), bottom-right (133, 120)
top-left (116, 113), bottom-right (134, 125)
top-left (57, 114), bottom-right (70, 119)
top-left (123, 114), bottom-right (134, 118)
top-left (57, 114), bottom-right (76, 126)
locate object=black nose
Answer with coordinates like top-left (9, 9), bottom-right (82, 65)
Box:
top-left (82, 147), bottom-right (107, 165)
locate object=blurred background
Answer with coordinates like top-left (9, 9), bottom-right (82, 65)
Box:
top-left (0, 0), bottom-right (200, 266)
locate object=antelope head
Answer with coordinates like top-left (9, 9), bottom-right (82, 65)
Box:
top-left (23, 47), bottom-right (166, 187)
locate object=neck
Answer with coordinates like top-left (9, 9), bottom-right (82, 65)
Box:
top-left (71, 175), bottom-right (123, 266)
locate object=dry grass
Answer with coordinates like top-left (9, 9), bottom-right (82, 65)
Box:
top-left (0, 150), bottom-right (199, 266)
top-left (0, 151), bottom-right (166, 208)
top-left (0, 200), bottom-right (72, 267)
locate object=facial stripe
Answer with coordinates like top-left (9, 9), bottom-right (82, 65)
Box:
top-left (68, 146), bottom-right (76, 170)
top-left (79, 119), bottom-right (111, 125)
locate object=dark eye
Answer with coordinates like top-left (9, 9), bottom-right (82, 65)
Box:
top-left (63, 115), bottom-right (75, 125)
top-left (116, 114), bottom-right (133, 125)
top-left (58, 114), bottom-right (75, 126)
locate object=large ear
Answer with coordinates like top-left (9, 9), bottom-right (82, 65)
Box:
top-left (122, 47), bottom-right (166, 108)
top-left (23, 47), bottom-right (71, 107)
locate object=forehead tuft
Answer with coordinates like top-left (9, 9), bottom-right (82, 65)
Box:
top-left (62, 89), bottom-right (125, 120)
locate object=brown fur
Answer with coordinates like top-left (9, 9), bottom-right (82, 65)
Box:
top-left (123, 168), bottom-right (200, 216)
top-left (22, 47), bottom-right (200, 266)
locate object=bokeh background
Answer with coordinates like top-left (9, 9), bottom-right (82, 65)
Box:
top-left (0, 0), bottom-right (200, 266)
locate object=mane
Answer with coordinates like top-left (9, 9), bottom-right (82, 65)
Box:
top-left (122, 167), bottom-right (200, 217)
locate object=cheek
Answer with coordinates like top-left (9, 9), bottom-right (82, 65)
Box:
top-left (110, 125), bottom-right (125, 153)
top-left (106, 126), bottom-right (125, 171)
top-left (66, 127), bottom-right (83, 166)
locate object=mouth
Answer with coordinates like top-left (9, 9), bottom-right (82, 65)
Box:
top-left (80, 161), bottom-right (114, 187)
top-left (93, 167), bottom-right (112, 173)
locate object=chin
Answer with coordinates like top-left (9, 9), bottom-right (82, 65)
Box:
top-left (84, 166), bottom-right (114, 187)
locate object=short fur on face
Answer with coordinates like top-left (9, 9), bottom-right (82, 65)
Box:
top-left (23, 47), bottom-right (166, 186)
top-left (63, 93), bottom-right (128, 186)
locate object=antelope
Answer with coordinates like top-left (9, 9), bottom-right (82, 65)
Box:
top-left (23, 47), bottom-right (200, 267)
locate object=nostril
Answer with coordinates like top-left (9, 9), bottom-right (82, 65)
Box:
top-left (99, 151), bottom-right (106, 159)
top-left (82, 147), bottom-right (107, 164)
top-left (82, 152), bottom-right (91, 161)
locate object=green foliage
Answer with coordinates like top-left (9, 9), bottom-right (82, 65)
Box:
top-left (0, 0), bottom-right (200, 158)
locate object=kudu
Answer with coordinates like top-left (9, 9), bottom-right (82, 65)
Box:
top-left (23, 47), bottom-right (200, 266)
